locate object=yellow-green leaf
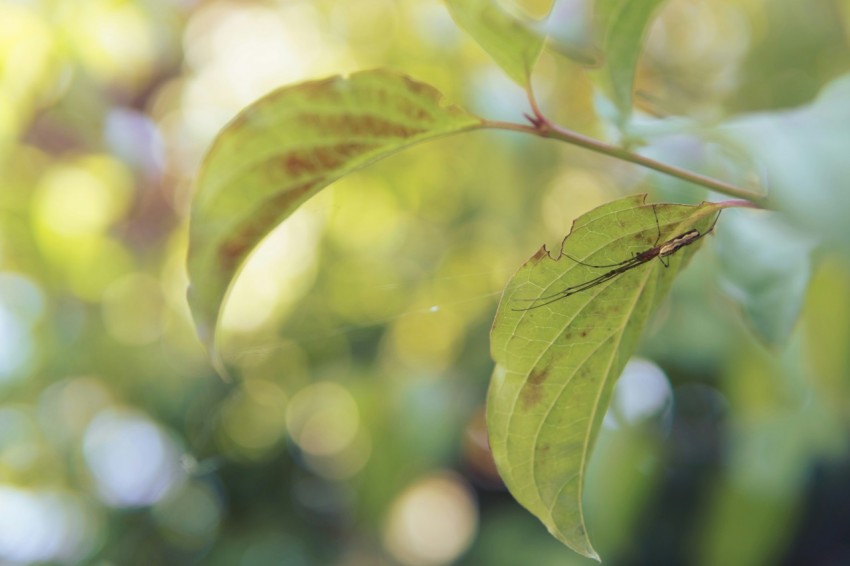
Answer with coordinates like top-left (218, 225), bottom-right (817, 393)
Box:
top-left (446, 0), bottom-right (544, 87)
top-left (487, 194), bottom-right (722, 559)
top-left (595, 0), bottom-right (667, 123)
top-left (187, 70), bottom-right (483, 367)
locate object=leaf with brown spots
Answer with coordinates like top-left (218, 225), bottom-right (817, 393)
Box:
top-left (487, 194), bottom-right (726, 560)
top-left (187, 70), bottom-right (483, 367)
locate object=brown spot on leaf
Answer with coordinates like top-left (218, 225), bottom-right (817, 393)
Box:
top-left (277, 142), bottom-right (379, 180)
top-left (398, 78), bottom-right (439, 121)
top-left (217, 179), bottom-right (320, 274)
top-left (575, 366), bottom-right (593, 381)
top-left (396, 100), bottom-right (432, 122)
top-left (529, 246), bottom-right (548, 263)
top-left (521, 364), bottom-right (552, 409)
top-left (402, 76), bottom-right (434, 98)
top-left (297, 113), bottom-right (427, 138)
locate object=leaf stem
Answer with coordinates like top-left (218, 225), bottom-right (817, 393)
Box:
top-left (484, 117), bottom-right (768, 205)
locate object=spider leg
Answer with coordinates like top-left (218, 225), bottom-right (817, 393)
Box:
top-left (652, 204), bottom-right (661, 247)
top-left (562, 252), bottom-right (635, 269)
top-left (513, 260), bottom-right (643, 311)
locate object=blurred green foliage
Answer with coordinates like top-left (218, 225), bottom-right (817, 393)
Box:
top-left (2, 0), bottom-right (850, 564)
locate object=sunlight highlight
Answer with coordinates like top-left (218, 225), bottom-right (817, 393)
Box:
top-left (286, 382), bottom-right (370, 480)
top-left (604, 358), bottom-right (673, 430)
top-left (383, 472), bottom-right (478, 565)
top-left (218, 379), bottom-right (288, 461)
top-left (83, 409), bottom-right (182, 507)
top-left (0, 487), bottom-right (96, 564)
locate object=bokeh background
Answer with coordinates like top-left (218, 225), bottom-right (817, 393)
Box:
top-left (3, 0), bottom-right (850, 564)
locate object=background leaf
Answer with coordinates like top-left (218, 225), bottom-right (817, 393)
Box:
top-left (595, 0), bottom-right (668, 124)
top-left (487, 194), bottom-right (722, 559)
top-left (445, 0), bottom-right (545, 87)
top-left (527, 0), bottom-right (602, 67)
top-left (713, 209), bottom-right (814, 349)
top-left (187, 70), bottom-right (483, 362)
top-left (721, 72), bottom-right (850, 246)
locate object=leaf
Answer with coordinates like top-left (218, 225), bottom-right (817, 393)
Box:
top-left (487, 194), bottom-right (722, 559)
top-left (713, 209), bottom-right (814, 349)
top-left (708, 74), bottom-right (850, 344)
top-left (595, 0), bottom-right (668, 123)
top-left (720, 72), bottom-right (850, 247)
top-left (187, 70), bottom-right (483, 366)
top-left (803, 258), bottom-right (850, 401)
top-left (445, 0), bottom-right (545, 87)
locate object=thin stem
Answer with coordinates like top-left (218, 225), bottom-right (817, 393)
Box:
top-left (484, 118), bottom-right (768, 205)
top-left (525, 83), bottom-right (546, 125)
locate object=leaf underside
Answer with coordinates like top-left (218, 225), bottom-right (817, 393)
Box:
top-left (487, 194), bottom-right (722, 559)
top-left (595, 0), bottom-right (668, 122)
top-left (446, 0), bottom-right (544, 87)
top-left (186, 70), bottom-right (483, 364)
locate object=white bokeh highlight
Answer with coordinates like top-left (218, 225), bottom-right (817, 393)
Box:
top-left (83, 408), bottom-right (183, 507)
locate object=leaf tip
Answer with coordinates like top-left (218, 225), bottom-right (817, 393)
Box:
top-left (547, 523), bottom-right (600, 561)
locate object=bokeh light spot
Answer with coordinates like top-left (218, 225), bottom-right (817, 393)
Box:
top-left (105, 108), bottom-right (166, 175)
top-left (286, 382), bottom-right (359, 457)
top-left (0, 306), bottom-right (35, 386)
top-left (101, 273), bottom-right (166, 345)
top-left (383, 472), bottom-right (478, 566)
top-left (33, 156), bottom-right (132, 238)
top-left (0, 273), bottom-right (42, 386)
top-left (327, 178), bottom-right (404, 253)
top-left (605, 358), bottom-right (674, 431)
top-left (0, 272), bottom-right (44, 325)
top-left (218, 379), bottom-right (288, 461)
top-left (0, 487), bottom-right (98, 564)
top-left (300, 429), bottom-right (372, 481)
top-left (183, 2), bottom-right (327, 107)
top-left (37, 377), bottom-right (115, 443)
top-left (389, 309), bottom-right (465, 372)
top-left (153, 480), bottom-right (222, 550)
top-left (61, 0), bottom-right (157, 87)
top-left (83, 409), bottom-right (182, 507)
top-left (0, 405), bottom-right (42, 475)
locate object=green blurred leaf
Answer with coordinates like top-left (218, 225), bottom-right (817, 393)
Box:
top-left (714, 209), bottom-right (814, 348)
top-left (187, 70), bottom-right (483, 364)
top-left (445, 0), bottom-right (545, 87)
top-left (487, 194), bottom-right (721, 559)
top-left (803, 258), bottom-right (850, 402)
top-left (700, 342), bottom-right (847, 566)
top-left (721, 72), bottom-right (850, 247)
top-left (533, 0), bottom-right (602, 67)
top-left (695, 482), bottom-right (798, 566)
top-left (595, 0), bottom-right (667, 124)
